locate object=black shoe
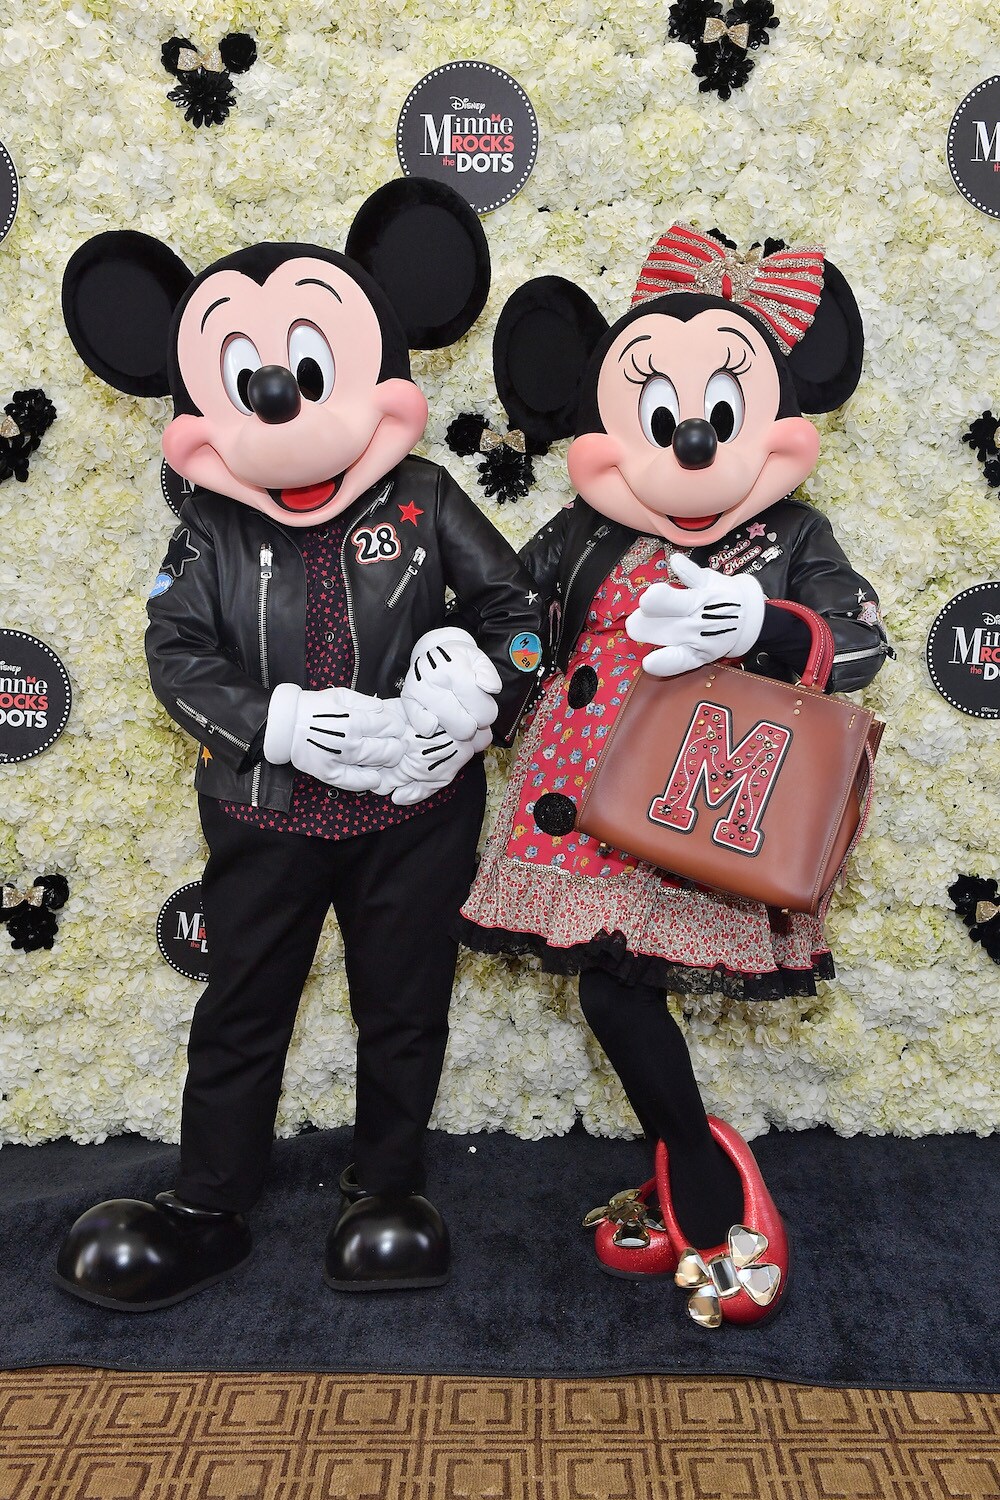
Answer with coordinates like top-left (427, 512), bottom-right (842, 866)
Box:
top-left (53, 1192), bottom-right (252, 1312)
top-left (324, 1191), bottom-right (450, 1291)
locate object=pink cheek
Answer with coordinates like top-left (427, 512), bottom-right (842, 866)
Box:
top-left (567, 432), bottom-right (624, 494)
top-left (769, 416), bottom-right (820, 466)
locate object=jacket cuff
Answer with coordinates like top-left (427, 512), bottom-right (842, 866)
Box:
top-left (262, 682), bottom-right (301, 765)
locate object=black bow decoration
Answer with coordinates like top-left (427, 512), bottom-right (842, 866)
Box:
top-left (668, 0), bottom-right (780, 100)
top-left (962, 411), bottom-right (1000, 489)
top-left (445, 412), bottom-right (549, 505)
top-left (161, 34), bottom-right (258, 128)
top-left (0, 389), bottom-right (57, 485)
top-left (948, 875), bottom-right (1000, 965)
top-left (1, 875), bottom-right (70, 952)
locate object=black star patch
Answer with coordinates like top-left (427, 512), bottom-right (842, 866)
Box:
top-left (162, 527), bottom-right (200, 579)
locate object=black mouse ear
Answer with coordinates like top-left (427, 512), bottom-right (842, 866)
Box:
top-left (62, 231), bottom-right (195, 397)
top-left (785, 260), bottom-right (864, 414)
top-left (492, 276), bottom-right (609, 450)
top-left (345, 178), bottom-right (490, 350)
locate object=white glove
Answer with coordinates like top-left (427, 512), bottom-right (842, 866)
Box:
top-left (626, 553), bottom-right (766, 678)
top-left (263, 683), bottom-right (407, 791)
top-left (401, 627), bottom-right (502, 741)
top-left (388, 722), bottom-right (493, 806)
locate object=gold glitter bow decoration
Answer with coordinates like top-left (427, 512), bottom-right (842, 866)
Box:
top-left (2, 882), bottom-right (43, 909)
top-left (0, 415), bottom-right (20, 439)
top-left (480, 427), bottom-right (526, 456)
top-left (176, 44), bottom-right (225, 73)
top-left (976, 900), bottom-right (1000, 924)
top-left (702, 17), bottom-right (751, 48)
top-left (674, 1225), bottom-right (781, 1328)
top-left (582, 1188), bottom-right (663, 1248)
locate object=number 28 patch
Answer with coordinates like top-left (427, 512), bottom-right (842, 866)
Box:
top-left (352, 523), bottom-right (402, 564)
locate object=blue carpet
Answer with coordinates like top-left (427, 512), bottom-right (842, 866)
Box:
top-left (1, 1124), bottom-right (997, 1388)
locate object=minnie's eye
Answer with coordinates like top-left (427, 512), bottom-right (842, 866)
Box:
top-left (638, 376), bottom-right (680, 447)
top-left (704, 370), bottom-right (745, 442)
top-left (221, 335), bottom-right (262, 414)
top-left (288, 322), bottom-right (335, 403)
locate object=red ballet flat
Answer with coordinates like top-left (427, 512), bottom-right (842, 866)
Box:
top-left (655, 1117), bottom-right (789, 1328)
top-left (582, 1177), bottom-right (679, 1279)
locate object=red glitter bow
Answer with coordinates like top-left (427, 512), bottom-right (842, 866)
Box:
top-left (632, 224), bottom-right (826, 353)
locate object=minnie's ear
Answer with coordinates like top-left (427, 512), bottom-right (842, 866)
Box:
top-left (345, 178), bottom-right (490, 350)
top-left (493, 277), bottom-right (609, 450)
top-left (62, 231), bottom-right (195, 397)
top-left (786, 260), bottom-right (864, 413)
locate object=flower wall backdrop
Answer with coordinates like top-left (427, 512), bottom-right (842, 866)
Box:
top-left (1, 0), bottom-right (999, 1148)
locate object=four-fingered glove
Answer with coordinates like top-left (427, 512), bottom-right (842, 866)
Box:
top-left (263, 683), bottom-right (407, 792)
top-left (401, 628), bottom-right (502, 741)
top-left (626, 554), bottom-right (766, 678)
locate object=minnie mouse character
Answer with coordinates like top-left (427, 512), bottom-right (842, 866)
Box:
top-left (457, 224), bottom-right (891, 1327)
top-left (54, 179), bottom-right (545, 1310)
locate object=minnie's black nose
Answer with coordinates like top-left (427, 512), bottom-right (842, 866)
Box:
top-left (672, 417), bottom-right (718, 470)
top-left (247, 365), bottom-right (301, 424)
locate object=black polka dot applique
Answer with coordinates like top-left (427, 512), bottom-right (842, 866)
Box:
top-left (533, 792), bottom-right (577, 837)
top-left (567, 665), bottom-right (598, 709)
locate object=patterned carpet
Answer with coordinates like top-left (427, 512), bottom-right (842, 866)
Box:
top-left (3, 1370), bottom-right (1000, 1499)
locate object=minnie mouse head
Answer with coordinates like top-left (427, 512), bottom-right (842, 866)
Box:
top-left (491, 222), bottom-right (863, 549)
top-left (61, 179), bottom-right (490, 527)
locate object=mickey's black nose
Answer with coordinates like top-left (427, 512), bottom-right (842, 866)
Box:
top-left (247, 365), bottom-right (301, 424)
top-left (672, 417), bottom-right (718, 470)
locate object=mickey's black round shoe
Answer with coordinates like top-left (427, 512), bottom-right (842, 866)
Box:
top-left (54, 1191), bottom-right (252, 1312)
top-left (324, 1189), bottom-right (450, 1291)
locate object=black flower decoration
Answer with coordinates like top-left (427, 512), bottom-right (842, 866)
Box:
top-left (161, 33), bottom-right (257, 128)
top-left (0, 387), bottom-right (57, 485)
top-left (668, 0), bottom-right (779, 100)
top-left (948, 874), bottom-right (1000, 965)
top-left (1, 874), bottom-right (70, 953)
top-left (963, 410), bottom-right (1000, 489)
top-left (446, 412), bottom-right (549, 505)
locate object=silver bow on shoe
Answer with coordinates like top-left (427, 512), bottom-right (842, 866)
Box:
top-left (674, 1225), bottom-right (782, 1328)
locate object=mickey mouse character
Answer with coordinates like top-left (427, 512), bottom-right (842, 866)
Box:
top-left (457, 224), bottom-right (891, 1327)
top-left (54, 179), bottom-right (545, 1310)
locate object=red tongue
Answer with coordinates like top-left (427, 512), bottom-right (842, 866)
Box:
top-left (670, 512), bottom-right (720, 531)
top-left (279, 478), bottom-right (338, 511)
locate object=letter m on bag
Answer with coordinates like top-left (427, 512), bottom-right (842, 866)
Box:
top-left (648, 700), bottom-right (792, 856)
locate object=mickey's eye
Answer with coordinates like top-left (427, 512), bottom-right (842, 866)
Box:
top-left (638, 376), bottom-right (680, 447)
top-left (704, 370), bottom-right (745, 442)
top-left (221, 335), bottom-right (262, 415)
top-left (288, 321), bottom-right (335, 403)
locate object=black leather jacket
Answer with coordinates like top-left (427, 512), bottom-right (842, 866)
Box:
top-left (521, 495), bottom-right (891, 694)
top-left (145, 456), bottom-right (545, 811)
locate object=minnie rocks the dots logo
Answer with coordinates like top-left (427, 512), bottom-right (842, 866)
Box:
top-left (397, 62), bottom-right (538, 213)
top-left (927, 583), bottom-right (1000, 718)
top-left (157, 882), bottom-right (210, 982)
top-left (0, 630), bottom-right (72, 762)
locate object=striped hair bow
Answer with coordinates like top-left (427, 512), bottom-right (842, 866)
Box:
top-left (632, 224), bottom-right (826, 353)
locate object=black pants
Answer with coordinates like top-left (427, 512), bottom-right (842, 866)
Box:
top-left (176, 764), bottom-right (486, 1213)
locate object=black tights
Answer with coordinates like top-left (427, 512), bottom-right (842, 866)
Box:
top-left (578, 969), bottom-right (744, 1247)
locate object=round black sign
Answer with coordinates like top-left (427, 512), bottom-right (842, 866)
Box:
top-left (926, 582), bottom-right (1000, 718)
top-left (157, 882), bottom-right (209, 982)
top-left (948, 78), bottom-right (1000, 219)
top-left (0, 140), bottom-right (18, 245)
top-left (0, 629), bottom-right (71, 763)
top-left (160, 458), bottom-right (197, 519)
top-left (397, 61), bottom-right (538, 214)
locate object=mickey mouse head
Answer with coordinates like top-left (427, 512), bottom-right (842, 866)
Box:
top-left (161, 33), bottom-right (258, 128)
top-left (61, 179), bottom-right (490, 528)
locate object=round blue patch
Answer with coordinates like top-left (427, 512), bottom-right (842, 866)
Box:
top-left (148, 572), bottom-right (174, 599)
top-left (510, 631), bottom-right (542, 673)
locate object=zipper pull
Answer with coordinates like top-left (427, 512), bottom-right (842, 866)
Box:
top-left (260, 544), bottom-right (273, 578)
top-left (410, 546), bottom-right (427, 573)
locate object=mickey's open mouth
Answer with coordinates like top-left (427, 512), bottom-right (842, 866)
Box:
top-left (268, 473), bottom-right (346, 513)
top-left (667, 512), bottom-right (722, 532)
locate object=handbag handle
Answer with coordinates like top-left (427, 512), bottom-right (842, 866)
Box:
top-left (765, 600), bottom-right (836, 691)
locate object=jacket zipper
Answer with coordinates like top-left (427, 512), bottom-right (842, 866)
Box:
top-left (175, 697), bottom-right (250, 753)
top-left (386, 546), bottom-right (427, 607)
top-left (342, 484), bottom-right (392, 689)
top-left (559, 524), bottom-right (611, 652)
top-left (251, 543), bottom-right (273, 806)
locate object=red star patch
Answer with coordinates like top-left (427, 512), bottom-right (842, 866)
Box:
top-left (399, 501), bottom-right (423, 527)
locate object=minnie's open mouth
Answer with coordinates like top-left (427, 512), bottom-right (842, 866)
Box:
top-left (268, 474), bottom-right (346, 512)
top-left (668, 512), bottom-right (722, 532)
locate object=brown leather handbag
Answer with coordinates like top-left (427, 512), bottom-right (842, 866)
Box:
top-left (576, 602), bottom-right (884, 915)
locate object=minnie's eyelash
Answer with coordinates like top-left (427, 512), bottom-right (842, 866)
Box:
top-left (721, 345), bottom-right (751, 378)
top-left (624, 350), bottom-right (669, 386)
